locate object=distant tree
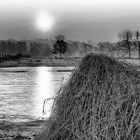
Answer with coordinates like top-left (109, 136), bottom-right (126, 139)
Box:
top-left (117, 30), bottom-right (133, 58)
top-left (133, 30), bottom-right (140, 59)
top-left (52, 34), bottom-right (67, 58)
top-left (45, 45), bottom-right (51, 57)
top-left (29, 42), bottom-right (43, 57)
top-left (97, 42), bottom-right (112, 51)
top-left (16, 41), bottom-right (27, 55)
top-left (0, 41), bottom-right (7, 54)
top-left (14, 53), bottom-right (24, 59)
top-left (6, 40), bottom-right (17, 55)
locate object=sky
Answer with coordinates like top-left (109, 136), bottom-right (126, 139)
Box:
top-left (0, 0), bottom-right (140, 42)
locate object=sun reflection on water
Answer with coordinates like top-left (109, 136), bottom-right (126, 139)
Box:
top-left (34, 67), bottom-right (54, 118)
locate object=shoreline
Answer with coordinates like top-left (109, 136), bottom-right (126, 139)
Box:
top-left (0, 57), bottom-right (139, 68)
top-left (0, 58), bottom-right (81, 68)
top-left (0, 119), bottom-right (47, 140)
top-left (0, 58), bottom-right (79, 139)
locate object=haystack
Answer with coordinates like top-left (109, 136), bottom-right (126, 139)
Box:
top-left (36, 53), bottom-right (140, 140)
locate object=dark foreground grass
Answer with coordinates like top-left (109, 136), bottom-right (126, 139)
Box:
top-left (0, 120), bottom-right (46, 140)
top-left (35, 53), bottom-right (140, 140)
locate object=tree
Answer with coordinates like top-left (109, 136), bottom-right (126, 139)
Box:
top-left (134, 30), bottom-right (140, 59)
top-left (16, 41), bottom-right (27, 55)
top-left (0, 41), bottom-right (7, 55)
top-left (52, 34), bottom-right (67, 58)
top-left (117, 30), bottom-right (133, 58)
top-left (29, 42), bottom-right (43, 57)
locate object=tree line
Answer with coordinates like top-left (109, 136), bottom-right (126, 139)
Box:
top-left (117, 30), bottom-right (140, 59)
top-left (0, 36), bottom-right (93, 60)
top-left (0, 31), bottom-right (140, 61)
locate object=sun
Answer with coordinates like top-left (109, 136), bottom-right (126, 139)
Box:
top-left (36, 11), bottom-right (54, 32)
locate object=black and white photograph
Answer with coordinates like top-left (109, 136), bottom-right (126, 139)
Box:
top-left (0, 0), bottom-right (140, 140)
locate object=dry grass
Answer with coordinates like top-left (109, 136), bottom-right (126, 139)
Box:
top-left (35, 53), bottom-right (140, 140)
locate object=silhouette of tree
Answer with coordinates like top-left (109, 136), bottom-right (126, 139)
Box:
top-left (133, 30), bottom-right (140, 59)
top-left (117, 30), bottom-right (133, 58)
top-left (52, 34), bottom-right (67, 58)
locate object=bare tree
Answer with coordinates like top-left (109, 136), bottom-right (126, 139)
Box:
top-left (117, 30), bottom-right (133, 58)
top-left (134, 30), bottom-right (140, 59)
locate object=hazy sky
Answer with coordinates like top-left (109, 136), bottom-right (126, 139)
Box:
top-left (0, 0), bottom-right (140, 41)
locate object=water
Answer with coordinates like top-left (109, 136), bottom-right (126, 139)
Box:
top-left (0, 66), bottom-right (73, 122)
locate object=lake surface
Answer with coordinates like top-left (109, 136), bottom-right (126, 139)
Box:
top-left (0, 66), bottom-right (73, 122)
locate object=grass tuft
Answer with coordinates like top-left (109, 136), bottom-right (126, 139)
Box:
top-left (36, 53), bottom-right (140, 140)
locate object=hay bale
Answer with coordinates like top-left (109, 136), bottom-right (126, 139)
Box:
top-left (36, 53), bottom-right (140, 140)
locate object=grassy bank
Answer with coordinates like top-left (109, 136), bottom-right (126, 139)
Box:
top-left (0, 57), bottom-right (139, 69)
top-left (0, 57), bottom-right (81, 67)
top-left (0, 120), bottom-right (46, 140)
